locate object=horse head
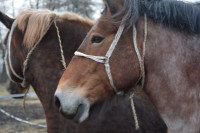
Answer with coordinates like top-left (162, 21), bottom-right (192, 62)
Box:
top-left (55, 0), bottom-right (142, 123)
top-left (0, 10), bottom-right (58, 93)
top-left (0, 11), bottom-right (30, 95)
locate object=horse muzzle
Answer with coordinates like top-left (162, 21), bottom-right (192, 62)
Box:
top-left (54, 89), bottom-right (90, 123)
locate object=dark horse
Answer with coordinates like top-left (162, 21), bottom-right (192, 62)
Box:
top-left (68, 94), bottom-right (168, 133)
top-left (55, 0), bottom-right (200, 133)
top-left (0, 10), bottom-right (93, 133)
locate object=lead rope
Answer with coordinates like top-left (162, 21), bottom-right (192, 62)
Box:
top-left (129, 14), bottom-right (147, 130)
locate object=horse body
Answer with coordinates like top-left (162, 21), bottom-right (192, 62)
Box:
top-left (0, 10), bottom-right (93, 133)
top-left (143, 18), bottom-right (200, 133)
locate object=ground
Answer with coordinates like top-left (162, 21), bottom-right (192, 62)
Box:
top-left (0, 84), bottom-right (46, 133)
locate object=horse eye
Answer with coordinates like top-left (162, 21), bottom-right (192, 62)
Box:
top-left (91, 36), bottom-right (104, 44)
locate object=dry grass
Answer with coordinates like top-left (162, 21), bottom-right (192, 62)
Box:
top-left (0, 83), bottom-right (46, 133)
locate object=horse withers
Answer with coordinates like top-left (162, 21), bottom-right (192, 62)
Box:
top-left (55, 0), bottom-right (200, 133)
top-left (0, 10), bottom-right (93, 133)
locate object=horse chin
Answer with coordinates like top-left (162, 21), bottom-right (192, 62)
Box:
top-left (61, 101), bottom-right (90, 123)
top-left (73, 103), bottom-right (90, 123)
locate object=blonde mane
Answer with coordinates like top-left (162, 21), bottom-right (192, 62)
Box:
top-left (15, 9), bottom-right (94, 50)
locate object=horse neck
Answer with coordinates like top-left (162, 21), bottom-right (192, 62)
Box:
top-left (26, 20), bottom-right (91, 133)
top-left (138, 18), bottom-right (200, 133)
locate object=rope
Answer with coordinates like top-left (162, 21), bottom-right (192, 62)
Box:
top-left (141, 14), bottom-right (147, 88)
top-left (0, 108), bottom-right (46, 128)
top-left (4, 50), bottom-right (17, 83)
top-left (75, 24), bottom-right (125, 95)
top-left (133, 25), bottom-right (142, 83)
top-left (75, 13), bottom-right (148, 130)
top-left (23, 86), bottom-right (30, 110)
top-left (128, 24), bottom-right (141, 131)
top-left (105, 24), bottom-right (125, 58)
top-left (129, 93), bottom-right (139, 130)
top-left (54, 21), bottom-right (67, 69)
top-left (75, 51), bottom-right (107, 64)
top-left (6, 17), bottom-right (66, 88)
top-left (7, 20), bottom-right (24, 81)
top-left (21, 18), bottom-right (57, 88)
top-left (129, 13), bottom-right (148, 131)
top-left (104, 63), bottom-right (123, 95)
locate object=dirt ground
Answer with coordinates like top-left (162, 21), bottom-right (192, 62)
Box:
top-left (0, 84), bottom-right (46, 133)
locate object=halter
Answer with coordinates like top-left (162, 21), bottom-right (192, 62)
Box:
top-left (75, 14), bottom-right (148, 130)
top-left (75, 17), bottom-right (146, 95)
top-left (75, 23), bottom-right (125, 95)
top-left (5, 18), bottom-right (66, 88)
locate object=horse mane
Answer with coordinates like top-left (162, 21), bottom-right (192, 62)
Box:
top-left (15, 9), bottom-right (94, 50)
top-left (108, 0), bottom-right (200, 33)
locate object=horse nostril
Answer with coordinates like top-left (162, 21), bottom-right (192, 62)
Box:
top-left (54, 96), bottom-right (61, 109)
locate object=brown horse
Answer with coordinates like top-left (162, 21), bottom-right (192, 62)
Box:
top-left (55, 0), bottom-right (200, 133)
top-left (0, 9), bottom-right (93, 133)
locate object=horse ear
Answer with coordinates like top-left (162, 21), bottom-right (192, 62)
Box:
top-left (0, 11), bottom-right (14, 29)
top-left (104, 0), bottom-right (123, 15)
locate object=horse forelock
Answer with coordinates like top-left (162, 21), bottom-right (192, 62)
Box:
top-left (15, 9), bottom-right (57, 50)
